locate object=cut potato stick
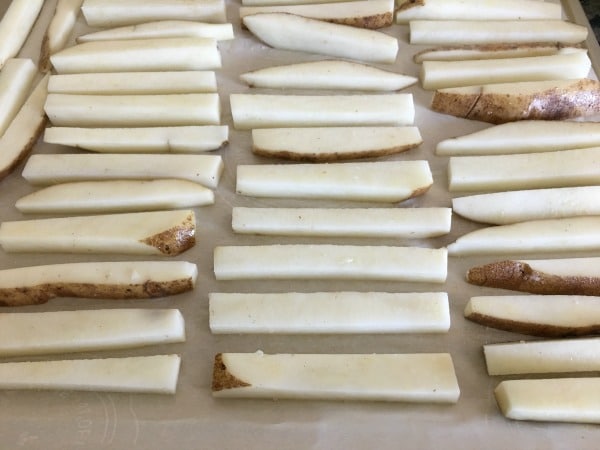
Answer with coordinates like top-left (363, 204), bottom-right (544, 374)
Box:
top-left (464, 295), bottom-right (600, 337)
top-left (243, 13), bottom-right (398, 64)
top-left (239, 0), bottom-right (393, 29)
top-left (0, 309), bottom-right (185, 354)
top-left (44, 126), bottom-right (228, 153)
top-left (414, 43), bottom-right (579, 63)
top-left (77, 20), bottom-right (234, 42)
top-left (421, 51), bottom-right (591, 90)
top-left (0, 59), bottom-right (37, 137)
top-left (448, 147), bottom-right (600, 192)
top-left (236, 161), bottom-right (432, 202)
top-left (252, 126), bottom-right (421, 161)
top-left (243, 0), bottom-right (349, 4)
top-left (431, 79), bottom-right (600, 124)
top-left (230, 94), bottom-right (413, 130)
top-left (48, 72), bottom-right (217, 95)
top-left (0, 354), bottom-right (180, 394)
top-left (495, 378), bottom-right (600, 424)
top-left (0, 260), bottom-right (197, 306)
top-left (50, 38), bottom-right (221, 74)
top-left (81, 0), bottom-right (226, 27)
top-left (484, 338), bottom-right (600, 376)
top-left (16, 179), bottom-right (214, 214)
top-left (209, 292), bottom-right (450, 334)
top-left (410, 20), bottom-right (586, 45)
top-left (214, 245), bottom-right (447, 282)
top-left (45, 93), bottom-right (220, 127)
top-left (466, 257), bottom-right (600, 296)
top-left (39, 0), bottom-right (84, 72)
top-left (448, 217), bottom-right (600, 256)
top-left (213, 352), bottom-right (459, 403)
top-left (0, 0), bottom-right (43, 69)
top-left (22, 154), bottom-right (223, 188)
top-left (0, 209), bottom-right (195, 256)
top-left (232, 207), bottom-right (451, 238)
top-left (241, 60), bottom-right (416, 91)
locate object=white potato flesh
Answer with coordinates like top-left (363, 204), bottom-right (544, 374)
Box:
top-left (0, 309), bottom-right (185, 356)
top-left (82, 0), bottom-right (226, 26)
top-left (0, 59), bottom-right (37, 136)
top-left (209, 292), bottom-right (450, 334)
top-left (40, 0), bottom-right (84, 71)
top-left (231, 94), bottom-right (414, 129)
top-left (44, 126), bottom-right (228, 153)
top-left (421, 51), bottom-right (591, 90)
top-left (77, 21), bottom-right (234, 42)
top-left (452, 187), bottom-right (600, 225)
top-left (214, 245), bottom-right (448, 282)
top-left (45, 93), bottom-right (220, 127)
top-left (0, 355), bottom-right (180, 394)
top-left (0, 0), bottom-right (43, 68)
top-left (50, 38), bottom-right (221, 74)
top-left (22, 154), bottom-right (223, 188)
top-left (414, 44), bottom-right (574, 63)
top-left (16, 179), bottom-right (214, 214)
top-left (448, 217), bottom-right (600, 256)
top-left (437, 121), bottom-right (600, 156)
top-left (232, 207), bottom-right (451, 238)
top-left (243, 13), bottom-right (398, 64)
top-left (495, 378), bottom-right (600, 424)
top-left (448, 147), bottom-right (600, 192)
top-left (213, 352), bottom-right (459, 403)
top-left (521, 257), bottom-right (600, 278)
top-left (236, 161), bottom-right (432, 202)
top-left (484, 338), bottom-right (600, 376)
top-left (410, 20), bottom-right (587, 45)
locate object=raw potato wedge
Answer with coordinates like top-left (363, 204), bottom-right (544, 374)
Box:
top-left (232, 207), bottom-right (451, 238)
top-left (39, 0), bottom-right (84, 72)
top-left (252, 127), bottom-right (422, 161)
top-left (45, 93), bottom-right (221, 127)
top-left (464, 295), bottom-right (600, 337)
top-left (50, 38), bottom-right (221, 74)
top-left (44, 126), bottom-right (228, 153)
top-left (16, 179), bottom-right (214, 214)
top-left (230, 94), bottom-right (414, 129)
top-left (81, 0), bottom-right (226, 26)
top-left (77, 20), bottom-right (234, 42)
top-left (239, 0), bottom-right (394, 29)
top-left (209, 292), bottom-right (450, 334)
top-left (0, 59), bottom-right (37, 136)
top-left (213, 352), bottom-right (460, 403)
top-left (466, 257), bottom-right (600, 296)
top-left (0, 260), bottom-right (197, 306)
top-left (236, 161), bottom-right (432, 202)
top-left (0, 354), bottom-right (180, 394)
top-left (495, 378), bottom-right (600, 424)
top-left (214, 245), bottom-right (448, 282)
top-left (243, 0), bottom-right (349, 4)
top-left (240, 60), bottom-right (417, 91)
top-left (484, 338), bottom-right (600, 376)
top-left (0, 0), bottom-right (43, 69)
top-left (22, 154), bottom-right (224, 188)
top-left (447, 217), bottom-right (600, 256)
top-left (0, 309), bottom-right (185, 354)
top-left (414, 43), bottom-right (579, 63)
top-left (431, 79), bottom-right (600, 124)
top-left (243, 13), bottom-right (398, 64)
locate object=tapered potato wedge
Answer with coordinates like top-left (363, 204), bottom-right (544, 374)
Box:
top-left (240, 60), bottom-right (416, 91)
top-left (0, 59), bottom-right (37, 137)
top-left (39, 0), bottom-right (83, 72)
top-left (0, 309), bottom-right (185, 353)
top-left (0, 0), bottom-right (43, 69)
top-left (0, 354), bottom-right (180, 394)
top-left (466, 257), bottom-right (600, 296)
top-left (243, 13), bottom-right (398, 64)
top-left (252, 127), bottom-right (421, 161)
top-left (209, 292), bottom-right (450, 334)
top-left (0, 260), bottom-right (197, 306)
top-left (16, 180), bottom-right (214, 214)
top-left (213, 352), bottom-right (459, 403)
top-left (431, 79), bottom-right (600, 124)
top-left (44, 126), bottom-right (228, 153)
top-left (23, 154), bottom-right (223, 188)
top-left (50, 38), bottom-right (221, 74)
top-left (0, 210), bottom-right (196, 256)
top-left (236, 161), bottom-right (432, 202)
top-left (231, 94), bottom-right (414, 129)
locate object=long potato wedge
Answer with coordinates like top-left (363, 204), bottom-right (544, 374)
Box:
top-left (0, 59), bottom-right (37, 136)
top-left (0, 210), bottom-right (196, 256)
top-left (0, 0), bottom-right (43, 69)
top-left (414, 43), bottom-right (579, 63)
top-left (39, 0), bottom-right (83, 72)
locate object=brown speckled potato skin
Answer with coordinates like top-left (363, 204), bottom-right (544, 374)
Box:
top-left (141, 211), bottom-right (195, 256)
top-left (212, 354), bottom-right (251, 392)
top-left (325, 12), bottom-right (393, 29)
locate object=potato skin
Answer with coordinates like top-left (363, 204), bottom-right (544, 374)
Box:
top-left (211, 354), bottom-right (251, 392)
top-left (325, 12), bottom-right (393, 29)
top-left (141, 211), bottom-right (196, 256)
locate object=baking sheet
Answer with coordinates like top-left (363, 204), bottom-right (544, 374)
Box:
top-left (1, 1), bottom-right (599, 448)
